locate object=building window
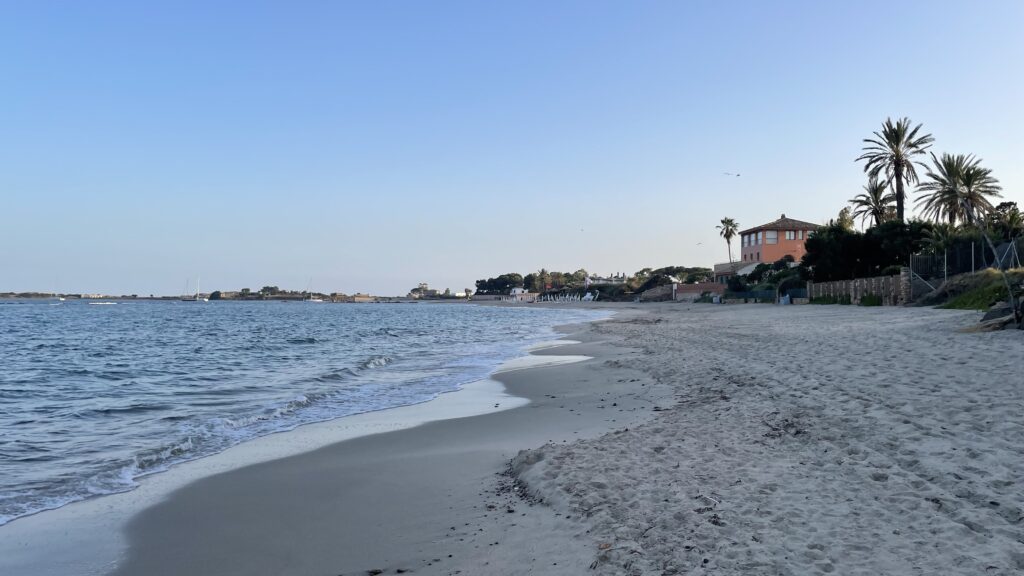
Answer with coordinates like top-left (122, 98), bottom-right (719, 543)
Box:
top-left (798, 230), bottom-right (804, 240)
top-left (765, 230), bottom-right (778, 244)
top-left (757, 232), bottom-right (762, 245)
top-left (785, 230), bottom-right (795, 240)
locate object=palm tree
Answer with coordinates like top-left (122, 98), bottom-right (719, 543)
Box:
top-left (916, 153), bottom-right (1001, 225)
top-left (716, 217), bottom-right (739, 263)
top-left (959, 161), bottom-right (1002, 223)
top-left (923, 223), bottom-right (956, 254)
top-left (857, 117), bottom-right (934, 222)
top-left (849, 176), bottom-right (895, 228)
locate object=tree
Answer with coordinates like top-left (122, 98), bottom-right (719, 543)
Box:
top-left (857, 117), bottom-right (934, 222)
top-left (916, 153), bottom-right (1001, 225)
top-left (209, 290), bottom-right (222, 300)
top-left (259, 286), bottom-right (279, 296)
top-left (240, 288), bottom-right (251, 296)
top-left (831, 207), bottom-right (855, 231)
top-left (802, 220), bottom-right (933, 281)
top-left (987, 202), bottom-right (1023, 240)
top-left (548, 271), bottom-right (565, 289)
top-left (523, 273), bottom-right (537, 291)
top-left (849, 176), bottom-right (894, 228)
top-left (474, 273), bottom-right (524, 295)
top-left (716, 217), bottom-right (739, 263)
top-left (923, 223), bottom-right (956, 254)
top-left (537, 268), bottom-right (550, 291)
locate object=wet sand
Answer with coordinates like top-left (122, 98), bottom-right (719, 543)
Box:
top-left (110, 310), bottom-right (669, 575)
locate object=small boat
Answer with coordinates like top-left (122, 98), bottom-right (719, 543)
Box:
top-left (304, 279), bottom-right (325, 302)
top-left (181, 276), bottom-right (209, 302)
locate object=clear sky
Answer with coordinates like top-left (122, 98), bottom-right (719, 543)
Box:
top-left (2, 0), bottom-right (1021, 296)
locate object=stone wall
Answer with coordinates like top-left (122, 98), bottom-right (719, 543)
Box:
top-left (673, 282), bottom-right (726, 301)
top-left (806, 269), bottom-right (910, 306)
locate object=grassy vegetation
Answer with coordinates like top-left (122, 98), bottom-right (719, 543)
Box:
top-left (917, 268), bottom-right (1023, 310)
top-left (859, 293), bottom-right (883, 306)
top-left (939, 283), bottom-right (1010, 310)
top-left (810, 294), bottom-right (852, 305)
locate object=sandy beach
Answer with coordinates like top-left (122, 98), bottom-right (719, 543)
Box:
top-left (5, 302), bottom-right (1022, 575)
top-left (515, 303), bottom-right (1023, 575)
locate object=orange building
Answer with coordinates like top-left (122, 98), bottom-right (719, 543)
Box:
top-left (739, 214), bottom-right (818, 264)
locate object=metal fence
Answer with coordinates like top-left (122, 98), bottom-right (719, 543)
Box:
top-left (724, 290), bottom-right (777, 302)
top-left (910, 238), bottom-right (1023, 282)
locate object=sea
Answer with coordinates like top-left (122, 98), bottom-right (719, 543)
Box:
top-left (0, 300), bottom-right (608, 526)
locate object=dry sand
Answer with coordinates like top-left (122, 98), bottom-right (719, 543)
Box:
top-left (514, 303), bottom-right (1024, 575)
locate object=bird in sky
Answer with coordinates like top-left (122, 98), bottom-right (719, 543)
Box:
top-left (723, 172), bottom-right (741, 177)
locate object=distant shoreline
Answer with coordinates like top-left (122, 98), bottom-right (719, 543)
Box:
top-left (0, 293), bottom-right (467, 303)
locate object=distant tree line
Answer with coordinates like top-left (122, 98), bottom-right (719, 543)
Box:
top-left (474, 266), bottom-right (712, 297)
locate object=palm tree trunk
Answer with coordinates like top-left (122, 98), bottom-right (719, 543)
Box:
top-left (894, 163), bottom-right (905, 222)
top-left (726, 239), bottom-right (733, 263)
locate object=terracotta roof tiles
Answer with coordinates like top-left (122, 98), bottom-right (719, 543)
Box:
top-left (739, 214), bottom-right (819, 235)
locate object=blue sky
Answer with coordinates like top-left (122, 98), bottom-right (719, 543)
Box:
top-left (2, 1), bottom-right (1021, 295)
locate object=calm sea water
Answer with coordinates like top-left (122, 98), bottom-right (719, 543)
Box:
top-left (0, 300), bottom-right (607, 525)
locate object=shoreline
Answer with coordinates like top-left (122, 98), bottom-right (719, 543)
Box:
top-left (0, 310), bottom-right (632, 576)
top-left (8, 302), bottom-right (1015, 575)
top-left (106, 308), bottom-right (667, 575)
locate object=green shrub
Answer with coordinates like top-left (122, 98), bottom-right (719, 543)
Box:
top-left (880, 265), bottom-right (903, 276)
top-left (940, 283), bottom-right (1009, 310)
top-left (859, 293), bottom-right (883, 306)
top-left (810, 294), bottom-right (851, 305)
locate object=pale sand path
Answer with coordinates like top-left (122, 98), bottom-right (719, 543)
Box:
top-left (515, 304), bottom-right (1024, 575)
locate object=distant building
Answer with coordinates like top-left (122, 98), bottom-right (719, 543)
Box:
top-left (712, 261), bottom-right (746, 284)
top-left (505, 287), bottom-right (539, 302)
top-left (588, 273), bottom-right (628, 285)
top-left (408, 283), bottom-right (440, 299)
top-left (351, 293), bottom-right (376, 303)
top-left (738, 214), bottom-right (818, 264)
top-left (470, 294), bottom-right (503, 301)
